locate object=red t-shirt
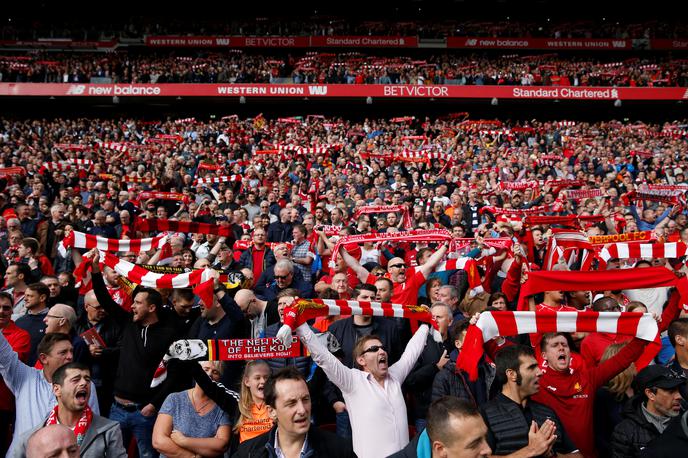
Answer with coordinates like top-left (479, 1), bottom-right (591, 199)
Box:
top-left (366, 270), bottom-right (426, 305)
top-left (251, 247), bottom-right (267, 284)
top-left (0, 322), bottom-right (30, 410)
top-left (533, 338), bottom-right (644, 458)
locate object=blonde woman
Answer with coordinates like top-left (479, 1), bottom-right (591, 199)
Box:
top-left (153, 361), bottom-right (231, 457)
top-left (235, 360), bottom-right (273, 443)
top-left (594, 343), bottom-right (636, 457)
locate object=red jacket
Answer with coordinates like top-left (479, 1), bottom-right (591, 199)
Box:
top-left (0, 322), bottom-right (30, 411)
top-left (532, 338), bottom-right (645, 458)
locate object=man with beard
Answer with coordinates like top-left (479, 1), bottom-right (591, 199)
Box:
top-left (480, 345), bottom-right (580, 457)
top-left (14, 362), bottom-right (127, 457)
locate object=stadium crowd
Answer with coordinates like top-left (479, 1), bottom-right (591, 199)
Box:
top-left (0, 112), bottom-right (687, 457)
top-left (1, 18), bottom-right (688, 41)
top-left (1, 52), bottom-right (687, 87)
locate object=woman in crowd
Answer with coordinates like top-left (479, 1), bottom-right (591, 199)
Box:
top-left (153, 361), bottom-right (232, 458)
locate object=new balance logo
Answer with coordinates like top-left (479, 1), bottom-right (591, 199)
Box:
top-left (66, 85), bottom-right (86, 95)
top-left (683, 89), bottom-right (688, 99)
top-left (465, 39), bottom-right (477, 46)
top-left (307, 86), bottom-right (328, 95)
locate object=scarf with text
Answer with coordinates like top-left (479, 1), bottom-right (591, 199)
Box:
top-left (138, 192), bottom-right (191, 205)
top-left (332, 229), bottom-right (452, 261)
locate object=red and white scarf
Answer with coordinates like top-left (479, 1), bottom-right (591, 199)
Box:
top-left (193, 175), bottom-right (242, 186)
top-left (53, 144), bottom-right (91, 152)
top-left (332, 229), bottom-right (452, 260)
top-left (599, 242), bottom-right (688, 263)
top-left (100, 251), bottom-right (214, 289)
top-left (352, 205), bottom-right (413, 229)
top-left (99, 142), bottom-right (131, 154)
top-left (122, 175), bottom-right (156, 184)
top-left (276, 298), bottom-right (441, 345)
top-left (58, 231), bottom-right (168, 257)
top-left (0, 167), bottom-right (26, 177)
top-left (138, 192), bottom-right (191, 205)
top-left (543, 231), bottom-right (595, 271)
top-left (457, 311), bottom-right (659, 381)
top-left (46, 405), bottom-right (93, 446)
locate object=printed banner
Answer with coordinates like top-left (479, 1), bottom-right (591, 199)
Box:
top-left (588, 231), bottom-right (654, 245)
top-left (209, 337), bottom-right (303, 361)
top-left (309, 36), bottom-right (418, 47)
top-left (2, 83), bottom-right (686, 101)
top-left (145, 36), bottom-right (310, 47)
top-left (447, 37), bottom-right (632, 50)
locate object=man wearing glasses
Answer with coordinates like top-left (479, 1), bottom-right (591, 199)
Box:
top-left (339, 242), bottom-right (450, 305)
top-left (297, 319), bottom-right (431, 458)
top-left (74, 291), bottom-right (122, 418)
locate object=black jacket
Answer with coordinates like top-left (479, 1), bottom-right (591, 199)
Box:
top-left (238, 245), bottom-right (276, 272)
top-left (640, 411), bottom-right (688, 458)
top-left (404, 335), bottom-right (445, 419)
top-left (232, 425), bottom-right (356, 458)
top-left (611, 395), bottom-right (664, 458)
top-left (266, 221), bottom-right (293, 243)
top-left (431, 358), bottom-right (494, 408)
top-left (91, 272), bottom-right (180, 410)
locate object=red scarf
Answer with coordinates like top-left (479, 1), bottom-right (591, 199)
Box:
top-left (135, 219), bottom-right (233, 237)
top-left (518, 266), bottom-right (688, 311)
top-left (457, 311), bottom-right (660, 381)
top-left (352, 205), bottom-right (413, 229)
top-left (46, 405), bottom-right (93, 446)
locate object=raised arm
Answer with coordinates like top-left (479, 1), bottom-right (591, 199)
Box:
top-left (90, 252), bottom-right (131, 325)
top-left (389, 324), bottom-right (430, 382)
top-left (296, 323), bottom-right (355, 393)
top-left (338, 245), bottom-right (370, 283)
top-left (418, 241), bottom-right (450, 278)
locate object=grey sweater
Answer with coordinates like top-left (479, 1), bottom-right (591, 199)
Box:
top-left (0, 332), bottom-right (99, 457)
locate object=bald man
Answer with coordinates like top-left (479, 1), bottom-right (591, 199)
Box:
top-left (234, 289), bottom-right (280, 339)
top-left (340, 243), bottom-right (450, 305)
top-left (26, 424), bottom-right (79, 458)
top-left (43, 304), bottom-right (76, 335)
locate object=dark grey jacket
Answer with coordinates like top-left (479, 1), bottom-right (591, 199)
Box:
top-left (14, 413), bottom-right (127, 458)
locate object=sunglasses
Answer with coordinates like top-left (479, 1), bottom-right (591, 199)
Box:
top-left (362, 345), bottom-right (386, 355)
top-left (389, 264), bottom-right (407, 269)
top-left (274, 274), bottom-right (291, 280)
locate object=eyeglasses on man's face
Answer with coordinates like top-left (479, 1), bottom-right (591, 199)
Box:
top-left (362, 344), bottom-right (386, 355)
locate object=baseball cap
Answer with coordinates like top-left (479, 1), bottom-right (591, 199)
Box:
top-left (636, 365), bottom-right (687, 392)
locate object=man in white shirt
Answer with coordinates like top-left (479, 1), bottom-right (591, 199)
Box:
top-left (296, 321), bottom-right (429, 458)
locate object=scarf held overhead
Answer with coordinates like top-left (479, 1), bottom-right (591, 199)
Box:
top-left (276, 298), bottom-right (441, 346)
top-left (517, 266), bottom-right (688, 311)
top-left (457, 311), bottom-right (660, 381)
top-left (331, 229), bottom-right (452, 260)
top-left (58, 231), bottom-right (167, 257)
